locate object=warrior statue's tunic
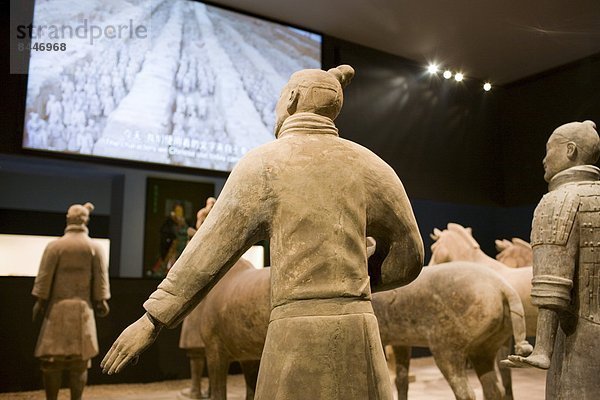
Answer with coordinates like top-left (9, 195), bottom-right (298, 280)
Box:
top-left (144, 112), bottom-right (423, 399)
top-left (530, 165), bottom-right (600, 399)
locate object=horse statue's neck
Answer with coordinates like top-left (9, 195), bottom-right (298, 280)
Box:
top-left (471, 249), bottom-right (509, 271)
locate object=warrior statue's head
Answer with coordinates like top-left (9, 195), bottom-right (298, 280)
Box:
top-left (274, 65), bottom-right (355, 137)
top-left (66, 202), bottom-right (95, 225)
top-left (543, 120), bottom-right (599, 182)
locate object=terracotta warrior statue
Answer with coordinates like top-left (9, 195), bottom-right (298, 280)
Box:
top-left (32, 202), bottom-right (110, 400)
top-left (505, 120), bottom-right (600, 399)
top-left (179, 196), bottom-right (217, 400)
top-left (101, 65), bottom-right (424, 399)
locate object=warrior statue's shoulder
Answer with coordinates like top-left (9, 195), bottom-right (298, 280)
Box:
top-left (531, 188), bottom-right (580, 246)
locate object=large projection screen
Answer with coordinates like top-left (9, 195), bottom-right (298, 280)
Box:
top-left (22, 0), bottom-right (322, 172)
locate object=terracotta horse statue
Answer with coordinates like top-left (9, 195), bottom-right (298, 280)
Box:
top-left (429, 223), bottom-right (537, 400)
top-left (495, 238), bottom-right (532, 268)
top-left (375, 262), bottom-right (532, 400)
top-left (193, 238), bottom-right (532, 400)
top-left (428, 223), bottom-right (536, 333)
top-left (194, 258), bottom-right (269, 400)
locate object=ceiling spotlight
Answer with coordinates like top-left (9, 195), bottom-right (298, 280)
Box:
top-left (443, 70), bottom-right (452, 79)
top-left (454, 72), bottom-right (464, 82)
top-left (427, 64), bottom-right (439, 74)
top-left (483, 82), bottom-right (492, 91)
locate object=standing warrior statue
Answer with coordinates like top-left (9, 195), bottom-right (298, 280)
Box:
top-left (32, 202), bottom-right (110, 400)
top-left (505, 120), bottom-right (600, 399)
top-left (101, 65), bottom-right (424, 399)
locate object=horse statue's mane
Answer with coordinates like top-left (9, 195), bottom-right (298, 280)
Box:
top-left (495, 238), bottom-right (532, 268)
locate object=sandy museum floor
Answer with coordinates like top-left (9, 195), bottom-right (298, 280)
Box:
top-left (1, 356), bottom-right (546, 400)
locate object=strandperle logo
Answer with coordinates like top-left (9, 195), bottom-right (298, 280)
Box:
top-left (10, 0), bottom-right (152, 74)
top-left (16, 19), bottom-right (148, 45)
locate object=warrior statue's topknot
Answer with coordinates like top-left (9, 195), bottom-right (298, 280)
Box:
top-left (327, 65), bottom-right (355, 89)
top-left (583, 120), bottom-right (596, 130)
top-left (66, 202), bottom-right (95, 225)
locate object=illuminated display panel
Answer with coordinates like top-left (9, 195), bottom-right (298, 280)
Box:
top-left (0, 234), bottom-right (110, 276)
top-left (22, 0), bottom-right (322, 172)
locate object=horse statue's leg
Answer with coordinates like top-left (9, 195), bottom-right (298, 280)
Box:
top-left (392, 345), bottom-right (411, 400)
top-left (205, 346), bottom-right (229, 400)
top-left (240, 360), bottom-right (260, 400)
top-left (470, 349), bottom-right (505, 400)
top-left (431, 346), bottom-right (476, 400)
top-left (497, 339), bottom-right (514, 400)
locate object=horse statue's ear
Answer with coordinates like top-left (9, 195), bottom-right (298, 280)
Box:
top-left (430, 228), bottom-right (443, 240)
top-left (495, 239), bottom-right (511, 252)
top-left (495, 239), bottom-right (505, 251)
top-left (465, 227), bottom-right (473, 235)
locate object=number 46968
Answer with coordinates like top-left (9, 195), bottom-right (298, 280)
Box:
top-left (33, 42), bottom-right (67, 51)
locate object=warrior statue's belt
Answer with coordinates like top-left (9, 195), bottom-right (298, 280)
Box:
top-left (270, 297), bottom-right (373, 322)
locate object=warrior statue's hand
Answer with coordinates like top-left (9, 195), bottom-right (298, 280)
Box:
top-left (187, 227), bottom-right (197, 238)
top-left (95, 300), bottom-right (110, 317)
top-left (32, 298), bottom-right (46, 322)
top-left (366, 236), bottom-right (377, 258)
top-left (101, 313), bottom-right (163, 375)
top-left (500, 353), bottom-right (551, 370)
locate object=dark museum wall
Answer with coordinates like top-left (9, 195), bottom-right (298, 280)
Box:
top-left (323, 38), bottom-right (502, 206)
top-left (498, 54), bottom-right (600, 206)
top-left (321, 37), bottom-right (531, 261)
top-left (1, 2), bottom-right (599, 391)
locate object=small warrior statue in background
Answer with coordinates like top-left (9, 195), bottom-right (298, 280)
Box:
top-left (32, 202), bottom-right (110, 400)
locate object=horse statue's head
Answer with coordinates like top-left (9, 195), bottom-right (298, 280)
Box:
top-left (429, 223), bottom-right (481, 265)
top-left (495, 238), bottom-right (532, 268)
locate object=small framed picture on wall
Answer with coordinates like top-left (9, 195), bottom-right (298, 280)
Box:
top-left (143, 177), bottom-right (214, 278)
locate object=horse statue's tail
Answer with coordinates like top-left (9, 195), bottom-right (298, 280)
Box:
top-left (500, 278), bottom-right (534, 356)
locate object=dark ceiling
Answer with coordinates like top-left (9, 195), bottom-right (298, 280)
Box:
top-left (209, 0), bottom-right (600, 85)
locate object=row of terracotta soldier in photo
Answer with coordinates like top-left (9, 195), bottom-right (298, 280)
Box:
top-left (32, 65), bottom-right (599, 400)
